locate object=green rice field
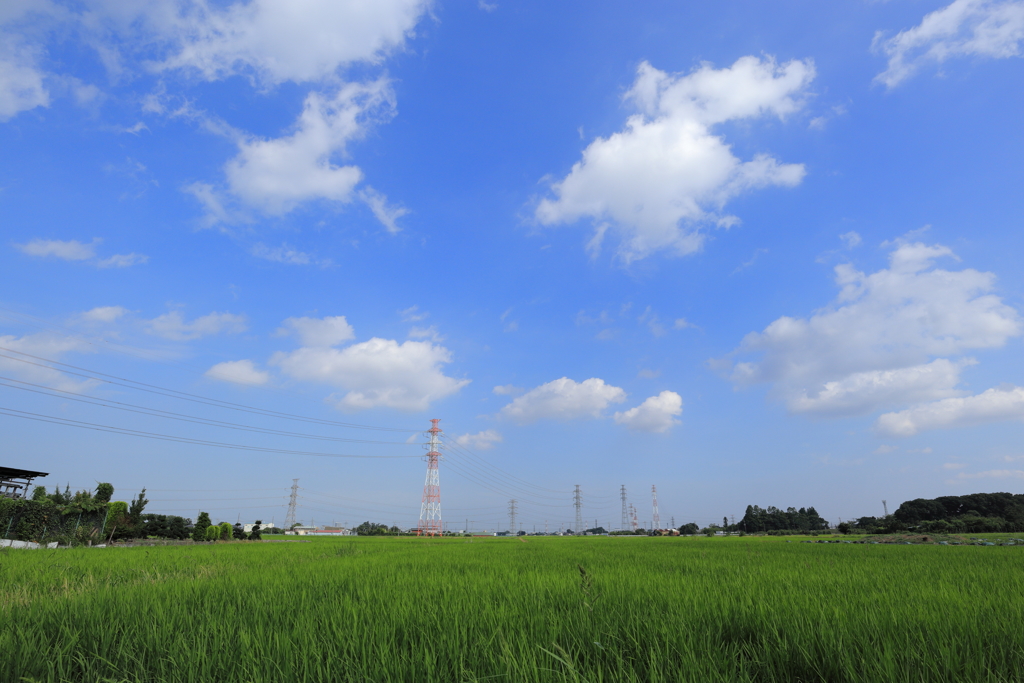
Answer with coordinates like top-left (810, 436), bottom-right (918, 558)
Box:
top-left (3, 535), bottom-right (1023, 682)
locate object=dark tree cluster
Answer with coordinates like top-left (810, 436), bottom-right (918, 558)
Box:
top-left (892, 492), bottom-right (1024, 533)
top-left (355, 521), bottom-right (400, 535)
top-left (736, 505), bottom-right (830, 533)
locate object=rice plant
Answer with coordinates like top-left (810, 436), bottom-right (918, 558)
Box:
top-left (2, 536), bottom-right (1022, 682)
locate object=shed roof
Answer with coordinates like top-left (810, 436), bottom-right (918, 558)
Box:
top-left (0, 467), bottom-right (50, 479)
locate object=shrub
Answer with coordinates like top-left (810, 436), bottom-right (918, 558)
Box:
top-left (205, 524), bottom-right (221, 542)
top-left (105, 501), bottom-right (130, 540)
top-left (219, 522), bottom-right (232, 541)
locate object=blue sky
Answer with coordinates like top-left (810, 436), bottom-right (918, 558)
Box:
top-left (2, 0), bottom-right (1023, 531)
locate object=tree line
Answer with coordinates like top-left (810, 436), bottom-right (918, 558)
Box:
top-left (1, 481), bottom-right (271, 545)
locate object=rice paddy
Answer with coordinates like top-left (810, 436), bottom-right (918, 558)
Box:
top-left (3, 535), bottom-right (1023, 682)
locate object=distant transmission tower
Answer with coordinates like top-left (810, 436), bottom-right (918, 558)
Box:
top-left (629, 503), bottom-right (639, 531)
top-left (882, 500), bottom-right (889, 517)
top-left (620, 485), bottom-right (628, 530)
top-left (671, 516), bottom-right (676, 529)
top-left (573, 485), bottom-right (583, 534)
top-left (508, 499), bottom-right (517, 534)
top-left (284, 479), bottom-right (299, 528)
top-left (417, 419), bottom-right (443, 536)
top-left (651, 485), bottom-right (660, 530)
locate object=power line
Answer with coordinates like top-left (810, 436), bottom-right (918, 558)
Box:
top-left (0, 375), bottom-right (420, 445)
top-left (0, 406), bottom-right (423, 459)
top-left (0, 347), bottom-right (419, 433)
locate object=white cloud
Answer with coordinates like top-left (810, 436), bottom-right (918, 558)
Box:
top-left (77, 306), bottom-right (129, 323)
top-left (251, 242), bottom-right (327, 266)
top-left (613, 390), bottom-right (683, 433)
top-left (535, 56), bottom-right (814, 262)
top-left (14, 238), bottom-right (147, 268)
top-left (15, 238), bottom-right (98, 261)
top-left (0, 42), bottom-right (48, 121)
top-left (0, 332), bottom-right (95, 393)
top-left (272, 337), bottom-right (469, 412)
top-left (493, 384), bottom-right (523, 396)
top-left (455, 429), bottom-right (503, 449)
top-left (788, 359), bottom-right (971, 416)
top-left (151, 0), bottom-right (429, 85)
top-left (500, 377), bottom-right (626, 423)
top-left (205, 359), bottom-right (270, 386)
top-left (400, 306), bottom-right (428, 322)
top-left (218, 80), bottom-right (393, 217)
top-left (409, 325), bottom-right (443, 342)
top-left (279, 316), bottom-right (355, 347)
top-left (877, 385), bottom-right (1024, 436)
top-left (956, 468), bottom-right (1024, 480)
top-left (96, 253), bottom-right (148, 268)
top-left (673, 318), bottom-right (694, 330)
top-left (874, 0), bottom-right (1024, 88)
top-left (840, 231), bottom-right (862, 249)
top-left (147, 310), bottom-right (248, 341)
top-left (725, 239), bottom-right (1020, 417)
top-left (359, 186), bottom-right (409, 233)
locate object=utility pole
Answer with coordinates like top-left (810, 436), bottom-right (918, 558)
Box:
top-left (508, 499), bottom-right (517, 534)
top-left (652, 485), bottom-right (661, 530)
top-left (284, 479), bottom-right (299, 529)
top-left (417, 419), bottom-right (443, 536)
top-left (620, 485), bottom-right (628, 531)
top-left (573, 485), bottom-right (583, 535)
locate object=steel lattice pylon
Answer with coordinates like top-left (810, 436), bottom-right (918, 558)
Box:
top-left (620, 485), bottom-right (628, 531)
top-left (573, 485), bottom-right (583, 535)
top-left (652, 485), bottom-right (661, 531)
top-left (417, 419), bottom-right (443, 536)
top-left (284, 479), bottom-right (299, 528)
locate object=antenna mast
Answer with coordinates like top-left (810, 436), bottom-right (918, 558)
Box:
top-left (417, 419), bottom-right (443, 536)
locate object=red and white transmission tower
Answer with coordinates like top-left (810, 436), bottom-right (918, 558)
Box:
top-left (629, 503), bottom-right (639, 532)
top-left (652, 485), bottom-right (661, 530)
top-left (417, 419), bottom-right (443, 536)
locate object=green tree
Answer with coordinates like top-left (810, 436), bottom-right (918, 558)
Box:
top-left (205, 524), bottom-right (221, 541)
top-left (105, 501), bottom-right (130, 540)
top-left (192, 512), bottom-right (212, 542)
top-left (94, 483), bottom-right (114, 504)
top-left (232, 523), bottom-right (246, 540)
top-left (31, 486), bottom-right (48, 501)
top-left (128, 488), bottom-right (148, 525)
top-left (250, 520), bottom-right (263, 540)
top-left (219, 522), bottom-right (232, 541)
